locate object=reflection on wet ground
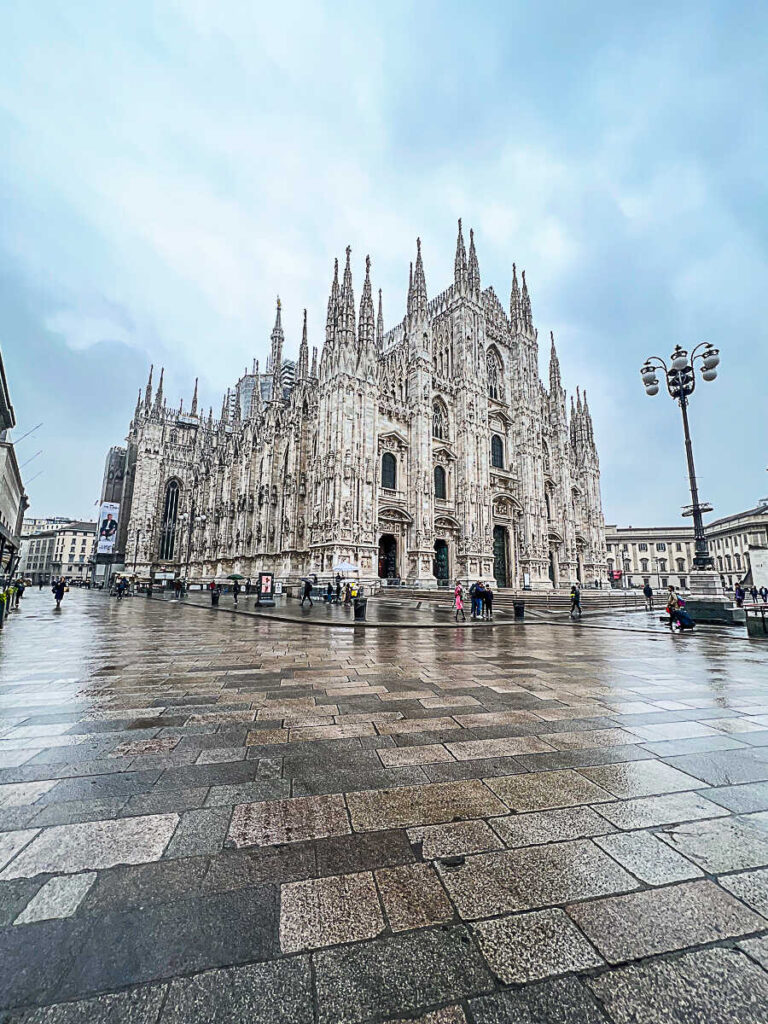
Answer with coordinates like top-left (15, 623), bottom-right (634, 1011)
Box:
top-left (0, 589), bottom-right (767, 1023)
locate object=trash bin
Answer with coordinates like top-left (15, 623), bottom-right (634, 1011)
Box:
top-left (353, 597), bottom-right (368, 621)
top-left (211, 591), bottom-right (220, 607)
top-left (513, 600), bottom-right (525, 620)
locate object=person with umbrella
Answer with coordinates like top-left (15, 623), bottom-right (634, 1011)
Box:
top-left (227, 574), bottom-right (245, 606)
top-left (300, 574), bottom-right (316, 608)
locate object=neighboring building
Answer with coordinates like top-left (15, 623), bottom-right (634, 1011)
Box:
top-left (707, 502), bottom-right (768, 589)
top-left (606, 500), bottom-right (768, 591)
top-left (0, 345), bottom-right (28, 580)
top-left (605, 524), bottom-right (695, 591)
top-left (21, 516), bottom-right (74, 536)
top-left (48, 522), bottom-right (96, 582)
top-left (106, 223), bottom-right (607, 587)
top-left (18, 530), bottom-right (58, 584)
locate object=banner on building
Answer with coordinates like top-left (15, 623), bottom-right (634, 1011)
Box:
top-left (97, 502), bottom-right (120, 554)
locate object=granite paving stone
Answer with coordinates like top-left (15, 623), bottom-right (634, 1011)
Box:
top-left (436, 840), bottom-right (638, 919)
top-left (577, 759), bottom-right (707, 798)
top-left (444, 737), bottom-right (555, 760)
top-left (407, 819), bottom-right (504, 859)
top-left (346, 780), bottom-right (507, 831)
top-left (588, 947), bottom-right (768, 1024)
top-left (660, 749), bottom-right (768, 786)
top-left (375, 862), bottom-right (453, 930)
top-left (739, 934), bottom-right (768, 970)
top-left (0, 781), bottom-right (57, 808)
top-left (0, 828), bottom-right (40, 871)
top-left (377, 744), bottom-right (455, 767)
top-left (491, 806), bottom-right (616, 848)
top-left (0, 814), bottom-right (179, 879)
top-left (313, 926), bottom-right (495, 1024)
top-left (14, 872), bottom-right (96, 923)
top-left (202, 843), bottom-right (316, 892)
top-left (80, 856), bottom-right (210, 912)
top-left (163, 807), bottom-right (232, 857)
top-left (226, 793), bottom-right (350, 847)
top-left (280, 870), bottom-right (384, 952)
top-left (568, 879), bottom-right (767, 962)
top-left (4, 985), bottom-right (167, 1023)
top-left (381, 1008), bottom-right (467, 1024)
top-left (704, 780), bottom-right (768, 813)
top-left (469, 976), bottom-right (609, 1024)
top-left (485, 770), bottom-right (613, 811)
top-left (473, 908), bottom-right (603, 983)
top-left (56, 886), bottom-right (279, 998)
top-left (158, 957), bottom-right (313, 1024)
top-left (594, 790), bottom-right (729, 830)
top-left (538, 728), bottom-right (640, 750)
top-left (657, 814), bottom-right (768, 872)
top-left (314, 829), bottom-right (414, 875)
top-left (718, 866), bottom-right (768, 917)
top-left (594, 829), bottom-right (704, 884)
top-left (0, 877), bottom-right (45, 927)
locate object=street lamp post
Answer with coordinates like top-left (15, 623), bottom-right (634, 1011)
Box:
top-left (640, 342), bottom-right (720, 580)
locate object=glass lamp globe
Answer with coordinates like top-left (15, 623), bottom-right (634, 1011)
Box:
top-left (702, 349), bottom-right (720, 369)
top-left (670, 348), bottom-right (688, 370)
top-left (641, 367), bottom-right (656, 384)
top-left (645, 383), bottom-right (660, 396)
top-left (701, 368), bottom-right (718, 382)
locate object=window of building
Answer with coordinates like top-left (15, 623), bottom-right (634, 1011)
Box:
top-left (676, 542), bottom-right (682, 551)
top-left (638, 543), bottom-right (648, 551)
top-left (661, 576), bottom-right (668, 587)
top-left (734, 553), bottom-right (741, 570)
top-left (381, 452), bottom-right (397, 490)
top-left (658, 559), bottom-right (667, 571)
top-left (159, 480), bottom-right (180, 560)
top-left (432, 401), bottom-right (447, 440)
top-left (640, 558), bottom-right (649, 572)
top-left (656, 542), bottom-right (666, 551)
top-left (679, 577), bottom-right (687, 589)
top-left (676, 559), bottom-right (685, 572)
top-left (434, 465), bottom-right (447, 500)
top-left (490, 434), bottom-right (504, 469)
top-left (606, 544), bottom-right (613, 553)
top-left (623, 560), bottom-right (631, 572)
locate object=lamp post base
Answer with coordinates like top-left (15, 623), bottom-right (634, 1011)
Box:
top-left (685, 571), bottom-right (745, 625)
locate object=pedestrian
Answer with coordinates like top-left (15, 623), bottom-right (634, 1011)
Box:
top-left (643, 581), bottom-right (654, 611)
top-left (569, 582), bottom-right (582, 618)
top-left (52, 578), bottom-right (66, 609)
top-left (750, 585), bottom-right (759, 604)
top-left (454, 581), bottom-right (466, 622)
top-left (233, 580), bottom-right (241, 606)
top-left (344, 582), bottom-right (352, 605)
top-left (173, 577), bottom-right (182, 600)
top-left (761, 586), bottom-right (768, 604)
top-left (734, 583), bottom-right (745, 608)
top-left (300, 577), bottom-right (313, 607)
top-left (484, 582), bottom-right (494, 620)
top-left (666, 586), bottom-right (680, 630)
top-left (335, 577), bottom-right (341, 603)
top-left (245, 578), bottom-right (252, 596)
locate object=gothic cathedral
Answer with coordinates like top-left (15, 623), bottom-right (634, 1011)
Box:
top-left (116, 221), bottom-right (606, 588)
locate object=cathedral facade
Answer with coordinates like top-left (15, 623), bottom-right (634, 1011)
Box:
top-left (115, 222), bottom-right (606, 589)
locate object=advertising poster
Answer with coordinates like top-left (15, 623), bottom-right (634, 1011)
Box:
top-left (97, 501), bottom-right (120, 554)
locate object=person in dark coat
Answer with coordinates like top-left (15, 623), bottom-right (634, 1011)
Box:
top-left (233, 580), bottom-right (241, 606)
top-left (643, 582), bottom-right (654, 610)
top-left (52, 579), bottom-right (66, 609)
top-left (569, 583), bottom-right (582, 618)
top-left (483, 583), bottom-right (494, 620)
top-left (300, 578), bottom-right (313, 607)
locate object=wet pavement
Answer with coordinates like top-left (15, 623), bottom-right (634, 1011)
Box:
top-left (1, 589), bottom-right (767, 1022)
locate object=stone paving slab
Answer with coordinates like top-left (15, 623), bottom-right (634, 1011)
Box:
top-left (3, 592), bottom-right (768, 1022)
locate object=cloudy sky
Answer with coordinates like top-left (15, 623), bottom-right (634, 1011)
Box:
top-left (2, 0), bottom-right (766, 525)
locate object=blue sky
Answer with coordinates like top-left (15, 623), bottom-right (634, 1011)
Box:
top-left (2, 0), bottom-right (766, 525)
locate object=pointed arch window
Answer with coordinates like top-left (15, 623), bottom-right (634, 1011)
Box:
top-left (491, 434), bottom-right (504, 469)
top-left (486, 349), bottom-right (503, 400)
top-left (432, 400), bottom-right (447, 440)
top-left (434, 465), bottom-right (447, 500)
top-left (159, 480), bottom-right (180, 560)
top-left (381, 452), bottom-right (397, 490)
